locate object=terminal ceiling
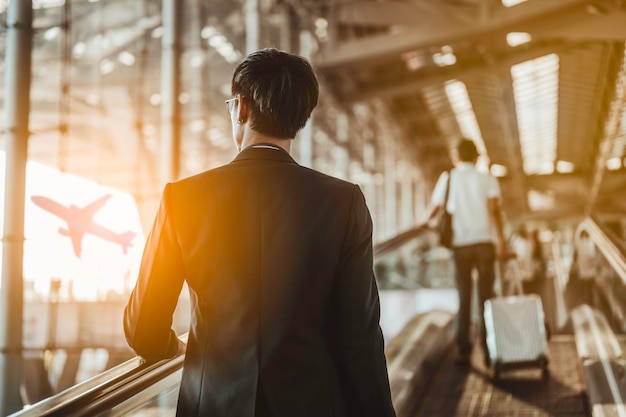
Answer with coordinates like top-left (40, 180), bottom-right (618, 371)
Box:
top-left (314, 0), bottom-right (626, 223)
top-left (3, 0), bottom-right (626, 226)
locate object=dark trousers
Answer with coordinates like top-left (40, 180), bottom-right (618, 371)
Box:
top-left (452, 242), bottom-right (496, 356)
top-left (578, 278), bottom-right (595, 307)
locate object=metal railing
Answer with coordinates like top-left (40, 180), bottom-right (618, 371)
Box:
top-left (373, 225), bottom-right (430, 258)
top-left (10, 334), bottom-right (187, 417)
top-left (576, 217), bottom-right (626, 332)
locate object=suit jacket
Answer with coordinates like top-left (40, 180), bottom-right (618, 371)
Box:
top-left (124, 145), bottom-right (395, 417)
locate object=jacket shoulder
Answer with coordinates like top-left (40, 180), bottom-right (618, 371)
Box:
top-left (170, 163), bottom-right (358, 194)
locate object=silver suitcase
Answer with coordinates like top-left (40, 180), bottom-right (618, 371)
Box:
top-left (484, 259), bottom-right (549, 377)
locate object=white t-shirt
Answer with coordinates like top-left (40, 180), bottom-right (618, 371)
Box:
top-left (431, 163), bottom-right (501, 247)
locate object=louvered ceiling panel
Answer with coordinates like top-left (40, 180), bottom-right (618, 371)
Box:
top-left (464, 75), bottom-right (518, 170)
top-left (557, 43), bottom-right (609, 168)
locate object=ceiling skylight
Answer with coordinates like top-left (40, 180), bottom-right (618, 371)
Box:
top-left (506, 32), bottom-right (531, 47)
top-left (556, 160), bottom-right (575, 173)
top-left (444, 80), bottom-right (489, 171)
top-left (502, 0), bottom-right (527, 6)
top-left (511, 54), bottom-right (559, 175)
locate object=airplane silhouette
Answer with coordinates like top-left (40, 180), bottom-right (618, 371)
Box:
top-left (31, 194), bottom-right (136, 258)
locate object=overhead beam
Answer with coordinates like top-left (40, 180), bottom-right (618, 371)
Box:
top-left (587, 45), bottom-right (626, 213)
top-left (336, 2), bottom-right (428, 27)
top-left (343, 40), bottom-right (586, 102)
top-left (479, 68), bottom-right (528, 213)
top-left (315, 0), bottom-right (598, 69)
top-left (518, 9), bottom-right (626, 42)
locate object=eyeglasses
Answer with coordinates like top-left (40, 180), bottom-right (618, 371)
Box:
top-left (225, 97), bottom-right (238, 114)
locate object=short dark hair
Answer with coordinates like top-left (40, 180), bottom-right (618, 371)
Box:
top-left (457, 139), bottom-right (479, 162)
top-left (231, 48), bottom-right (319, 139)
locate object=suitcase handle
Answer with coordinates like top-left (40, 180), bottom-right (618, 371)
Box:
top-left (498, 257), bottom-right (524, 297)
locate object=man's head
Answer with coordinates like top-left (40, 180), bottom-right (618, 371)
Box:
top-left (230, 48), bottom-right (319, 140)
top-left (457, 139), bottom-right (479, 163)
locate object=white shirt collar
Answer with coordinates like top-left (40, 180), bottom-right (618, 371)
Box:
top-left (248, 144), bottom-right (283, 151)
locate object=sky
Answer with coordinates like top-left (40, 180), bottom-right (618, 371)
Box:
top-left (0, 152), bottom-right (146, 301)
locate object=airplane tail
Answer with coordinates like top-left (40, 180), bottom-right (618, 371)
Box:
top-left (118, 231), bottom-right (136, 255)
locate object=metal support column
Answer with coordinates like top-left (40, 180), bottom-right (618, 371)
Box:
top-left (384, 139), bottom-right (398, 239)
top-left (160, 0), bottom-right (182, 183)
top-left (0, 0), bottom-right (33, 414)
top-left (400, 164), bottom-right (414, 230)
top-left (296, 30), bottom-right (315, 167)
top-left (245, 0), bottom-right (260, 54)
top-left (279, 2), bottom-right (295, 53)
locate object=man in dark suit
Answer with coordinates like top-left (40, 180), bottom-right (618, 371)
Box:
top-left (124, 48), bottom-right (395, 417)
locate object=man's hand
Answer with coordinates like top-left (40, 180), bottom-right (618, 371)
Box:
top-left (176, 340), bottom-right (187, 357)
top-left (496, 239), bottom-right (509, 259)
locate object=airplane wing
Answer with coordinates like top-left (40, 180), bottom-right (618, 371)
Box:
top-left (81, 194), bottom-right (113, 220)
top-left (31, 196), bottom-right (70, 219)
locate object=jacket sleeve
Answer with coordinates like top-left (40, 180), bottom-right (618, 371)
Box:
top-left (124, 183), bottom-right (186, 361)
top-left (331, 185), bottom-right (396, 416)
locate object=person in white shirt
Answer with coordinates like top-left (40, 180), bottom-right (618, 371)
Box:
top-left (422, 139), bottom-right (506, 366)
top-left (573, 230), bottom-right (597, 306)
top-left (511, 228), bottom-right (534, 284)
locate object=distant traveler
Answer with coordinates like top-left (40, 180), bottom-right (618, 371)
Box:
top-left (510, 228), bottom-right (544, 296)
top-left (572, 229), bottom-right (597, 306)
top-left (123, 48), bottom-right (395, 417)
top-left (422, 139), bottom-right (506, 366)
top-left (529, 229), bottom-right (547, 296)
top-left (510, 228), bottom-right (533, 295)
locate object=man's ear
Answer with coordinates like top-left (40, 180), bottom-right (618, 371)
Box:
top-left (237, 94), bottom-right (249, 124)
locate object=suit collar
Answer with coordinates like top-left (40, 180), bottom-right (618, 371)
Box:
top-left (233, 143), bottom-right (297, 164)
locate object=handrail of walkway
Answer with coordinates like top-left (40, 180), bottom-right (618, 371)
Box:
top-left (590, 215), bottom-right (626, 259)
top-left (579, 217), bottom-right (626, 329)
top-left (11, 228), bottom-right (430, 416)
top-left (571, 305), bottom-right (626, 417)
top-left (373, 224), bottom-right (431, 258)
top-left (9, 334), bottom-right (188, 417)
top-left (580, 217), bottom-right (626, 286)
top-left (386, 311), bottom-right (454, 417)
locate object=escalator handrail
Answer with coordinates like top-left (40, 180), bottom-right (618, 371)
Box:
top-left (13, 229), bottom-right (430, 416)
top-left (589, 214), bottom-right (626, 258)
top-left (373, 224), bottom-right (431, 258)
top-left (10, 335), bottom-right (188, 417)
top-left (580, 217), bottom-right (626, 286)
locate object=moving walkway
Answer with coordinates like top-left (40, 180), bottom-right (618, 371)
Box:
top-left (11, 218), bottom-right (626, 417)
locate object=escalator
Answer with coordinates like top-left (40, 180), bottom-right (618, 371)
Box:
top-left (13, 218), bottom-right (626, 417)
top-left (410, 217), bottom-right (626, 417)
top-left (11, 226), bottom-right (433, 417)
